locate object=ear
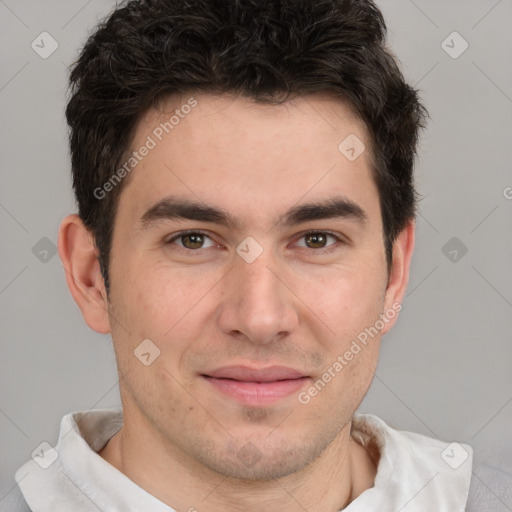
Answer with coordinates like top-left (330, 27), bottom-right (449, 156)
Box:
top-left (57, 214), bottom-right (111, 334)
top-left (380, 219), bottom-right (415, 336)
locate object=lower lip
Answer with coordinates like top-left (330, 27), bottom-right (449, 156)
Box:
top-left (203, 376), bottom-right (310, 406)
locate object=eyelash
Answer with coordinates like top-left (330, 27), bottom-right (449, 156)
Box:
top-left (165, 229), bottom-right (346, 255)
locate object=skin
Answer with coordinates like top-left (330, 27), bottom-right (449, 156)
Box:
top-left (58, 92), bottom-right (415, 511)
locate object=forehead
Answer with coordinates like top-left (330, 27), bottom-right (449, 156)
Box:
top-left (117, 92), bottom-right (380, 230)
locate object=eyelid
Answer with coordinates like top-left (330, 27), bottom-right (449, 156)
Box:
top-left (291, 229), bottom-right (346, 252)
top-left (164, 229), bottom-right (347, 252)
top-left (165, 229), bottom-right (218, 249)
top-left (293, 229), bottom-right (346, 244)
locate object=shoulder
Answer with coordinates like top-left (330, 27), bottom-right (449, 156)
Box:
top-left (352, 414), bottom-right (473, 510)
top-left (0, 484), bottom-right (32, 512)
top-left (466, 444), bottom-right (512, 511)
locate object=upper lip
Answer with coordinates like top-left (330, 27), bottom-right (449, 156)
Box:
top-left (204, 365), bottom-right (307, 382)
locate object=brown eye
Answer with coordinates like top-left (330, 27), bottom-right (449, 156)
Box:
top-left (166, 231), bottom-right (216, 250)
top-left (181, 233), bottom-right (205, 249)
top-left (295, 231), bottom-right (342, 252)
top-left (304, 232), bottom-right (328, 249)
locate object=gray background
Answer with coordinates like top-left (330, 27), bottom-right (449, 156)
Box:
top-left (1, 0), bottom-right (511, 503)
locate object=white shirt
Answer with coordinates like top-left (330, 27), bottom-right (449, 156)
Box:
top-left (9, 408), bottom-right (475, 511)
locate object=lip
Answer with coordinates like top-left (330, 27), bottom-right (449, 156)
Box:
top-left (202, 365), bottom-right (310, 406)
top-left (205, 365), bottom-right (306, 382)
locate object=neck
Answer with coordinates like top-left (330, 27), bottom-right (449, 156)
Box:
top-left (99, 410), bottom-right (377, 512)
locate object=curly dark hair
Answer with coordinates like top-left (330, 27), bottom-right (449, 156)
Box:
top-left (65, 0), bottom-right (428, 296)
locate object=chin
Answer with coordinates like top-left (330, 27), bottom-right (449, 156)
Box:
top-left (195, 433), bottom-right (332, 482)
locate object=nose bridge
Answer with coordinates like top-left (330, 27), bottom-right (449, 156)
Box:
top-left (238, 254), bottom-right (281, 305)
top-left (217, 246), bottom-right (298, 344)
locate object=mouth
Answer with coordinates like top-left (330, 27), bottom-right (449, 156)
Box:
top-left (201, 365), bottom-right (310, 406)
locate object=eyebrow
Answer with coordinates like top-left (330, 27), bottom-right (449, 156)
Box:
top-left (139, 195), bottom-right (368, 231)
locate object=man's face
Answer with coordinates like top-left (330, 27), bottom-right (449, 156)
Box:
top-left (106, 93), bottom-right (394, 480)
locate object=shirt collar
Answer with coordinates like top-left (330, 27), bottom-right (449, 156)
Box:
top-left (346, 414), bottom-right (473, 511)
top-left (16, 408), bottom-right (473, 511)
top-left (16, 407), bottom-right (175, 512)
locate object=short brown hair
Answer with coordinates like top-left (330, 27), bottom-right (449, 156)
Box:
top-left (66, 0), bottom-right (428, 294)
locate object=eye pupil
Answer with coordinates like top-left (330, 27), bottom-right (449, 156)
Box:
top-left (174, 232), bottom-right (335, 251)
top-left (182, 233), bottom-right (204, 249)
top-left (305, 233), bottom-right (327, 248)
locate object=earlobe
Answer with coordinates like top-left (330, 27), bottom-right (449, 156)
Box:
top-left (57, 214), bottom-right (111, 334)
top-left (381, 220), bottom-right (415, 336)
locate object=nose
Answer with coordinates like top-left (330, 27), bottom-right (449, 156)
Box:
top-left (216, 249), bottom-right (299, 345)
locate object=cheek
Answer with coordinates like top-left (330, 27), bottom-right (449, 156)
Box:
top-left (108, 264), bottom-right (213, 400)
top-left (120, 262), bottom-right (221, 346)
top-left (298, 336), bottom-right (380, 422)
top-left (306, 266), bottom-right (385, 338)
top-left (322, 269), bottom-right (383, 400)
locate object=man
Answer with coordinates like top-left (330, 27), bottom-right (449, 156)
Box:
top-left (7, 0), bottom-right (490, 510)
